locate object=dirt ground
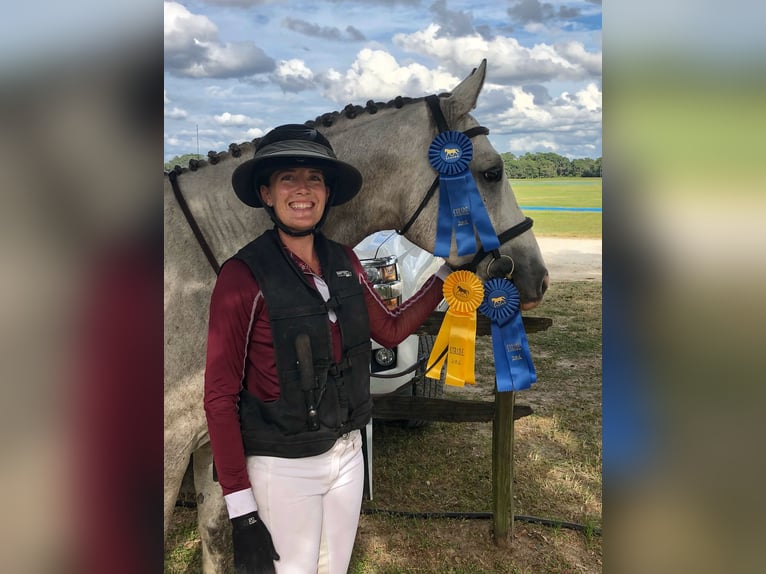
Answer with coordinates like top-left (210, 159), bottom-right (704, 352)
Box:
top-left (536, 236), bottom-right (602, 282)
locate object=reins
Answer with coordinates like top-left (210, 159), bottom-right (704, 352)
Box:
top-left (396, 94), bottom-right (533, 273)
top-left (167, 169), bottom-right (221, 275)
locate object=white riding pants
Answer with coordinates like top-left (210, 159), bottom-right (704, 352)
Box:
top-left (245, 430), bottom-right (364, 574)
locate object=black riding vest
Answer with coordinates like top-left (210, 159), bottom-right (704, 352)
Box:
top-left (232, 229), bottom-right (372, 458)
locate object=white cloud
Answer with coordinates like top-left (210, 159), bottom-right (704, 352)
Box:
top-left (393, 24), bottom-right (601, 83)
top-left (164, 2), bottom-right (217, 53)
top-left (163, 1), bottom-right (274, 78)
top-left (554, 41), bottom-right (602, 77)
top-left (246, 127), bottom-right (266, 139)
top-left (507, 86), bottom-right (553, 124)
top-left (508, 135), bottom-right (560, 154)
top-left (205, 85), bottom-right (237, 98)
top-left (163, 89), bottom-right (187, 119)
top-left (321, 48), bottom-right (459, 103)
top-left (214, 112), bottom-right (252, 126)
top-left (165, 107), bottom-right (188, 120)
top-left (570, 82), bottom-right (602, 112)
top-left (491, 82), bottom-right (601, 131)
top-left (523, 22), bottom-right (548, 34)
top-left (272, 59), bottom-right (315, 92)
top-left (481, 82), bottom-right (601, 157)
top-left (394, 24), bottom-right (490, 75)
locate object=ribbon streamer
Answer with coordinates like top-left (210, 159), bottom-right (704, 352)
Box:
top-left (478, 278), bottom-right (537, 392)
top-left (429, 131), bottom-right (500, 257)
top-left (426, 270), bottom-right (483, 386)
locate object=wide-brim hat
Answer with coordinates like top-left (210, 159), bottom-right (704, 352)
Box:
top-left (232, 124), bottom-right (363, 208)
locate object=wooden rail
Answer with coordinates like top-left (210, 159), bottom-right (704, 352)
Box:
top-left (370, 311), bottom-right (552, 545)
top-left (417, 312), bottom-right (553, 337)
top-left (371, 395), bottom-right (532, 422)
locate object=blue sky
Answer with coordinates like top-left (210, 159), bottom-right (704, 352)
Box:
top-left (164, 0), bottom-right (602, 163)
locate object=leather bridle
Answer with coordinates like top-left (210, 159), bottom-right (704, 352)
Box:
top-left (396, 94), bottom-right (533, 275)
top-left (168, 168), bottom-right (221, 275)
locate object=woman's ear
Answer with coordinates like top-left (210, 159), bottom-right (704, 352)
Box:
top-left (259, 185), bottom-right (272, 207)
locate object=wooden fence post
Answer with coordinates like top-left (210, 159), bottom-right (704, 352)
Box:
top-left (492, 390), bottom-right (515, 546)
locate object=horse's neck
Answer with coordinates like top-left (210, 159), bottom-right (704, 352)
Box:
top-left (320, 105), bottom-right (436, 249)
top-left (166, 152), bottom-right (273, 265)
top-left (168, 101), bottom-right (437, 260)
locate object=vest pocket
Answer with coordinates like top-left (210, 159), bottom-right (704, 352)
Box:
top-left (239, 370), bottom-right (308, 435)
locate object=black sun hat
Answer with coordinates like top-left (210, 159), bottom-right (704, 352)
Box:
top-left (232, 124), bottom-right (363, 208)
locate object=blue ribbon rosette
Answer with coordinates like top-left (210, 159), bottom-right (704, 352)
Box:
top-left (428, 131), bottom-right (500, 257)
top-left (478, 278), bottom-right (537, 392)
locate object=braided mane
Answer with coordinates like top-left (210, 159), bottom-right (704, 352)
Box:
top-left (167, 92), bottom-right (451, 175)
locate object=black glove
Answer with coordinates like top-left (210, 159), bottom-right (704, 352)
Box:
top-left (231, 511), bottom-right (280, 574)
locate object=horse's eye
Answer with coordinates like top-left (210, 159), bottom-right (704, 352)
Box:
top-left (483, 168), bottom-right (503, 182)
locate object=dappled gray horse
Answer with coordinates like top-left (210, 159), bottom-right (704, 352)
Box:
top-left (164, 59), bottom-right (549, 572)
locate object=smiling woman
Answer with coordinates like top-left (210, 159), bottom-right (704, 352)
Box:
top-left (201, 123), bottom-right (452, 574)
top-left (260, 167), bottom-right (330, 240)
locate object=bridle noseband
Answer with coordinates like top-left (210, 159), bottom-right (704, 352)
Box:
top-left (396, 94), bottom-right (533, 275)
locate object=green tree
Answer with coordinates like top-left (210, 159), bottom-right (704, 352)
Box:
top-left (501, 151), bottom-right (601, 179)
top-left (571, 158), bottom-right (590, 177)
top-left (164, 153), bottom-right (202, 172)
top-left (537, 152), bottom-right (572, 176)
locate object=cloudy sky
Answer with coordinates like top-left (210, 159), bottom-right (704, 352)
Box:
top-left (164, 0), bottom-right (601, 163)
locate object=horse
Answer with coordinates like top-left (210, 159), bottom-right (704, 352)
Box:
top-left (164, 59), bottom-right (549, 572)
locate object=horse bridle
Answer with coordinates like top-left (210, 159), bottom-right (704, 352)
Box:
top-left (168, 168), bottom-right (222, 275)
top-left (396, 94), bottom-right (533, 275)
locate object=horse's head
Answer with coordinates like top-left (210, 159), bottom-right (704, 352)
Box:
top-left (322, 60), bottom-right (549, 309)
top-left (442, 61), bottom-right (549, 309)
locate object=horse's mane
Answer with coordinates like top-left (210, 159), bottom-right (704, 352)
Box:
top-left (166, 92), bottom-right (450, 176)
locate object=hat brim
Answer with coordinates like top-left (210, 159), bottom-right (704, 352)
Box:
top-left (232, 143), bottom-right (363, 208)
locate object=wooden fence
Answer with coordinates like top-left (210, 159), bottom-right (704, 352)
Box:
top-left (370, 313), bottom-right (552, 545)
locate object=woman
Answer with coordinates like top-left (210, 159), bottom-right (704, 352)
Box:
top-left (204, 124), bottom-right (450, 573)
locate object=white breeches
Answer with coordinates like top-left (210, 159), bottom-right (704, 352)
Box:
top-left (246, 430), bottom-right (364, 574)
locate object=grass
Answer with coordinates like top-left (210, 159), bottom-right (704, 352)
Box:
top-left (164, 512), bottom-right (202, 573)
top-left (511, 178), bottom-right (602, 238)
top-left (165, 282), bottom-right (602, 573)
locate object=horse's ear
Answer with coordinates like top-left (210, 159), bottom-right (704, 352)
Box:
top-left (444, 59), bottom-right (487, 120)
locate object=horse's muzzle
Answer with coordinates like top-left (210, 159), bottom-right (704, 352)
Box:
top-left (520, 273), bottom-right (549, 311)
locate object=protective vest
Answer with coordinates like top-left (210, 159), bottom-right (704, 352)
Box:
top-left (232, 229), bottom-right (372, 458)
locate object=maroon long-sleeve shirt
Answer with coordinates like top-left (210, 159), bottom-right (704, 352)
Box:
top-left (204, 244), bottom-right (444, 505)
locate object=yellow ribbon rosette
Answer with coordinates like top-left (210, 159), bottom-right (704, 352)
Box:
top-left (426, 270), bottom-right (483, 386)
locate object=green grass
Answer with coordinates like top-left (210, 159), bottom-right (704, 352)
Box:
top-left (511, 177), bottom-right (602, 238)
top-left (164, 514), bottom-right (202, 573)
top-left (511, 178), bottom-right (602, 208)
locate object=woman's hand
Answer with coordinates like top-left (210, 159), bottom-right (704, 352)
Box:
top-left (231, 511), bottom-right (280, 573)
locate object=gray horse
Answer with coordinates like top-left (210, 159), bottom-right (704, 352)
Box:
top-left (164, 59), bottom-right (549, 572)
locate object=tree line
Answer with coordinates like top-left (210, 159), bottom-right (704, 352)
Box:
top-left (501, 152), bottom-right (602, 179)
top-left (166, 151), bottom-right (602, 179)
top-left (164, 153), bottom-right (204, 172)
